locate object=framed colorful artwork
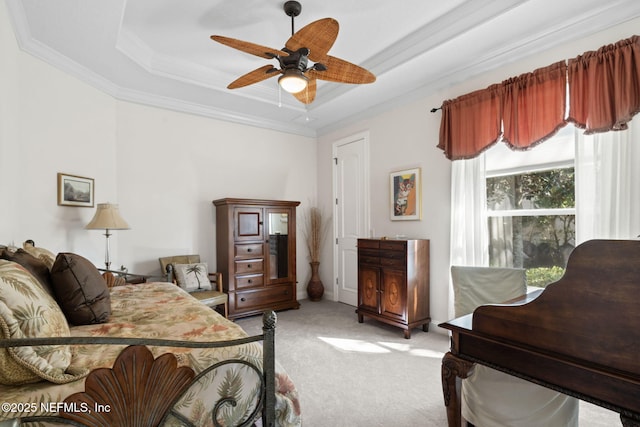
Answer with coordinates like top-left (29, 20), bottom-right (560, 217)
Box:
top-left (57, 173), bottom-right (94, 207)
top-left (389, 167), bottom-right (421, 221)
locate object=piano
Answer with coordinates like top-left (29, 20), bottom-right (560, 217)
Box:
top-left (439, 240), bottom-right (640, 427)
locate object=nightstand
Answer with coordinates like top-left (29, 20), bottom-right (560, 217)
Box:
top-left (99, 269), bottom-right (149, 284)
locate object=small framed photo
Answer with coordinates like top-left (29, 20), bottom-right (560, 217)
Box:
top-left (390, 168), bottom-right (421, 221)
top-left (57, 173), bottom-right (94, 207)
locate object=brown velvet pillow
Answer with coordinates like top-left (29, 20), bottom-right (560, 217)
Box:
top-left (50, 253), bottom-right (111, 325)
top-left (0, 248), bottom-right (54, 297)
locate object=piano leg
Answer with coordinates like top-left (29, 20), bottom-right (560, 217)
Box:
top-left (441, 352), bottom-right (475, 427)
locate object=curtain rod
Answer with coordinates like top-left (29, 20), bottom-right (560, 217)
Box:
top-left (430, 107), bottom-right (441, 113)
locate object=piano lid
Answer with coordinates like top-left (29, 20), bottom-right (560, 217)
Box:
top-left (472, 239), bottom-right (640, 378)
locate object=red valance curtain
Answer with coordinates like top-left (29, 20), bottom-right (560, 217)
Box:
top-left (438, 35), bottom-right (640, 160)
top-left (568, 35), bottom-right (640, 134)
top-left (438, 62), bottom-right (567, 160)
top-left (502, 61), bottom-right (567, 149)
top-left (438, 84), bottom-right (502, 160)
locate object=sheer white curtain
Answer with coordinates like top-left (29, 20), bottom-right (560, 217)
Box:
top-left (448, 153), bottom-right (489, 317)
top-left (576, 118), bottom-right (640, 243)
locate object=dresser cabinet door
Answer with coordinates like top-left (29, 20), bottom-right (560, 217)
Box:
top-left (358, 265), bottom-right (380, 313)
top-left (380, 269), bottom-right (407, 321)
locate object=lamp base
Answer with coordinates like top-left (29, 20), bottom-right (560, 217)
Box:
top-left (103, 230), bottom-right (112, 272)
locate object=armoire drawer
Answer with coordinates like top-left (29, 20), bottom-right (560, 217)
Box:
top-left (235, 243), bottom-right (264, 258)
top-left (235, 259), bottom-right (263, 275)
top-left (235, 274), bottom-right (264, 289)
top-left (234, 286), bottom-right (294, 310)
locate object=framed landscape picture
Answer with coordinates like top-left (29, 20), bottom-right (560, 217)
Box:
top-left (390, 168), bottom-right (421, 221)
top-left (57, 173), bottom-right (94, 207)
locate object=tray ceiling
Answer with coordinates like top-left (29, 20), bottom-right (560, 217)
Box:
top-left (6, 0), bottom-right (640, 137)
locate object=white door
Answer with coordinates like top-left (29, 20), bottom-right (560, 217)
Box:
top-left (333, 133), bottom-right (369, 306)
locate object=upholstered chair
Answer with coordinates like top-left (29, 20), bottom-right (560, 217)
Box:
top-left (159, 255), bottom-right (228, 318)
top-left (450, 266), bottom-right (579, 427)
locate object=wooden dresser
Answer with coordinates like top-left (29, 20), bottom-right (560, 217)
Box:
top-left (213, 198), bottom-right (300, 320)
top-left (356, 238), bottom-right (430, 338)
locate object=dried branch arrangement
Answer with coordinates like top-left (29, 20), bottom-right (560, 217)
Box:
top-left (303, 206), bottom-right (329, 263)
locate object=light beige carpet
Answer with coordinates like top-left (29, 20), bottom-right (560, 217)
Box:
top-left (237, 299), bottom-right (621, 427)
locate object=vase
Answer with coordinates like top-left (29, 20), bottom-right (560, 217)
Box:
top-left (307, 261), bottom-right (324, 301)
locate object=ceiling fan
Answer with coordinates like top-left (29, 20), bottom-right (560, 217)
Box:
top-left (210, 1), bottom-right (376, 104)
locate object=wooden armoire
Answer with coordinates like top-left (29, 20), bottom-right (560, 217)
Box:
top-left (213, 198), bottom-right (300, 320)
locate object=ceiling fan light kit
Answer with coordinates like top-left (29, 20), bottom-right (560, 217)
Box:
top-left (210, 1), bottom-right (375, 104)
top-left (279, 69), bottom-right (309, 93)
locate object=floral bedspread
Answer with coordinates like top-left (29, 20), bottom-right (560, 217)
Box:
top-left (0, 282), bottom-right (301, 426)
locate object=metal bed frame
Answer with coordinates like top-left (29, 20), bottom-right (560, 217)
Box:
top-left (0, 311), bottom-right (277, 427)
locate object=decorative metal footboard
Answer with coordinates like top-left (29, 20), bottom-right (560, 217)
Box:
top-left (0, 311), bottom-right (277, 427)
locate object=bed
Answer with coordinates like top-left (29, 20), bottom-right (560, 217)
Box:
top-left (0, 245), bottom-right (301, 427)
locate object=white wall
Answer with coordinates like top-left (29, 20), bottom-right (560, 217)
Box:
top-left (114, 102), bottom-right (316, 279)
top-left (0, 1), bottom-right (117, 259)
top-left (0, 1), bottom-right (316, 301)
top-left (317, 16), bottom-right (640, 331)
top-left (0, 0), bottom-right (18, 244)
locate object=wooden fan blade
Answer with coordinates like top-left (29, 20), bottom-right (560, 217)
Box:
top-left (285, 18), bottom-right (338, 62)
top-left (293, 78), bottom-right (317, 104)
top-left (314, 55), bottom-right (376, 84)
top-left (211, 35), bottom-right (286, 59)
top-left (228, 65), bottom-right (279, 89)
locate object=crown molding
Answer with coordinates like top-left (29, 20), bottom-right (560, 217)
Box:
top-left (7, 0), bottom-right (640, 140)
top-left (6, 1), bottom-right (316, 137)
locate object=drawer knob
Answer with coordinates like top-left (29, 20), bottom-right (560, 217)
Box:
top-left (247, 264), bottom-right (251, 268)
top-left (241, 297), bottom-right (246, 302)
top-left (248, 279), bottom-right (252, 284)
top-left (247, 248), bottom-right (252, 252)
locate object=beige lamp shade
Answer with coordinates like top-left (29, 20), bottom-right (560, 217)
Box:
top-left (86, 203), bottom-right (130, 230)
top-left (86, 203), bottom-right (129, 270)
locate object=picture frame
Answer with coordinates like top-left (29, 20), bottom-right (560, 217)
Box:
top-left (57, 173), bottom-right (94, 207)
top-left (390, 167), bottom-right (421, 221)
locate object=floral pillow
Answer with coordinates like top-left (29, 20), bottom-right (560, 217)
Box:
top-left (22, 241), bottom-right (56, 271)
top-left (0, 260), bottom-right (89, 385)
top-left (173, 262), bottom-right (212, 292)
top-left (0, 248), bottom-right (54, 297)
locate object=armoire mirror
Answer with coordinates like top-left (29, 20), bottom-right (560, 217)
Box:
top-left (268, 212), bottom-right (289, 279)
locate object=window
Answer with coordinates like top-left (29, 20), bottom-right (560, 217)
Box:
top-left (485, 127), bottom-right (576, 287)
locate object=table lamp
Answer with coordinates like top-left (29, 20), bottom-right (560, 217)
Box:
top-left (86, 203), bottom-right (130, 270)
